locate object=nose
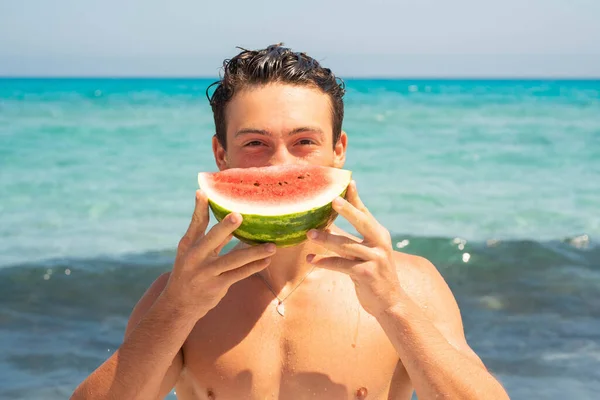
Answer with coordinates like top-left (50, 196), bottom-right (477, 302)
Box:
top-left (268, 143), bottom-right (298, 166)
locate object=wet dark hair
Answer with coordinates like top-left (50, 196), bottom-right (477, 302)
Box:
top-left (206, 43), bottom-right (345, 149)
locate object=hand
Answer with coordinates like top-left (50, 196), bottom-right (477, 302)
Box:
top-left (306, 181), bottom-right (404, 317)
top-left (164, 190), bottom-right (276, 318)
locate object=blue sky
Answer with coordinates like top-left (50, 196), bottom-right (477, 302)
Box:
top-left (1, 0), bottom-right (599, 77)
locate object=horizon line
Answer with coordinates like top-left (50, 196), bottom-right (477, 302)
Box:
top-left (2, 75), bottom-right (600, 81)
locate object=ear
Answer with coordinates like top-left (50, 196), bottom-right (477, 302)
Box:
top-left (212, 135), bottom-right (228, 171)
top-left (333, 130), bottom-right (347, 168)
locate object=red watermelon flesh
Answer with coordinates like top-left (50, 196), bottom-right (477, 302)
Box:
top-left (198, 164), bottom-right (352, 217)
top-left (205, 165), bottom-right (333, 205)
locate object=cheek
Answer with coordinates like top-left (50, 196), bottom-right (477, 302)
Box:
top-left (292, 148), bottom-right (338, 168)
top-left (294, 147), bottom-right (326, 160)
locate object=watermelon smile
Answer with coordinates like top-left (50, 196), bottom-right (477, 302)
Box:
top-left (197, 165), bottom-right (352, 247)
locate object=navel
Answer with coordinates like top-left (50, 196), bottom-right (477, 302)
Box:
top-left (356, 386), bottom-right (368, 399)
top-left (207, 388), bottom-right (216, 399)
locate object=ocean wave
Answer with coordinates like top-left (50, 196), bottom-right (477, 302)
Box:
top-left (1, 235), bottom-right (599, 399)
top-left (1, 235), bottom-right (597, 322)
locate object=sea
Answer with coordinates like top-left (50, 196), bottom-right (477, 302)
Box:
top-left (0, 78), bottom-right (599, 399)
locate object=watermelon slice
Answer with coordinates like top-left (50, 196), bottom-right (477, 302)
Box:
top-left (197, 165), bottom-right (352, 247)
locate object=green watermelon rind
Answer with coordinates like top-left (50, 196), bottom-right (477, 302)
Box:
top-left (208, 186), bottom-right (349, 247)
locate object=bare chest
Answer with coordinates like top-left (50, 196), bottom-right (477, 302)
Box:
top-left (176, 274), bottom-right (409, 400)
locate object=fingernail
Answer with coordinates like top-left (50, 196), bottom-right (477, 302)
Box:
top-left (265, 243), bottom-right (276, 253)
top-left (229, 213), bottom-right (240, 224)
top-left (333, 197), bottom-right (343, 207)
top-left (307, 230), bottom-right (318, 239)
top-left (306, 254), bottom-right (315, 263)
top-left (351, 180), bottom-right (356, 188)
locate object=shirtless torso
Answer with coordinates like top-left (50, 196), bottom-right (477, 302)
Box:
top-left (174, 266), bottom-right (409, 400)
top-left (129, 230), bottom-right (435, 400)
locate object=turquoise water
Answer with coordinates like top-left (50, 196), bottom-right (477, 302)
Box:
top-left (1, 79), bottom-right (599, 266)
top-left (1, 79), bottom-right (599, 399)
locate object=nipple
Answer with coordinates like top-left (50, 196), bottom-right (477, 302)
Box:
top-left (356, 386), bottom-right (368, 399)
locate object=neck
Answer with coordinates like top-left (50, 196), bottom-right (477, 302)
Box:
top-left (235, 228), bottom-right (334, 292)
top-left (262, 242), bottom-right (322, 289)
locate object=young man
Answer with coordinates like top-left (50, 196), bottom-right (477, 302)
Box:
top-left (72, 44), bottom-right (509, 400)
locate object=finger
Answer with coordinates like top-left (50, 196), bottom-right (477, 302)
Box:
top-left (178, 190), bottom-right (210, 255)
top-left (332, 196), bottom-right (381, 242)
top-left (346, 180), bottom-right (370, 215)
top-left (210, 243), bottom-right (276, 274)
top-left (306, 229), bottom-right (371, 260)
top-left (307, 254), bottom-right (359, 274)
top-left (219, 257), bottom-right (272, 285)
top-left (214, 234), bottom-right (234, 256)
top-left (199, 212), bottom-right (243, 254)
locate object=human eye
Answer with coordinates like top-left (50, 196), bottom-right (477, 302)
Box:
top-left (296, 138), bottom-right (317, 146)
top-left (244, 140), bottom-right (265, 147)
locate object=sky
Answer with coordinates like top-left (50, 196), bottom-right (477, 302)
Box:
top-left (1, 0), bottom-right (599, 77)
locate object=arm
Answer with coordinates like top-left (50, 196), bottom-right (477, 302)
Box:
top-left (377, 255), bottom-right (508, 400)
top-left (71, 273), bottom-right (191, 400)
top-left (71, 190), bottom-right (275, 400)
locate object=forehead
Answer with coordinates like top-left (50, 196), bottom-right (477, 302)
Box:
top-left (224, 83), bottom-right (333, 135)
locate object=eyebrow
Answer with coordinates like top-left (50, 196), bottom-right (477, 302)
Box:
top-left (235, 128), bottom-right (270, 137)
top-left (288, 127), bottom-right (324, 138)
top-left (234, 126), bottom-right (324, 138)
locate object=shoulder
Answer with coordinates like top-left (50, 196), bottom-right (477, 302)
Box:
top-left (392, 251), bottom-right (485, 366)
top-left (124, 272), bottom-right (171, 338)
top-left (391, 252), bottom-right (461, 337)
top-left (391, 251), bottom-right (447, 302)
